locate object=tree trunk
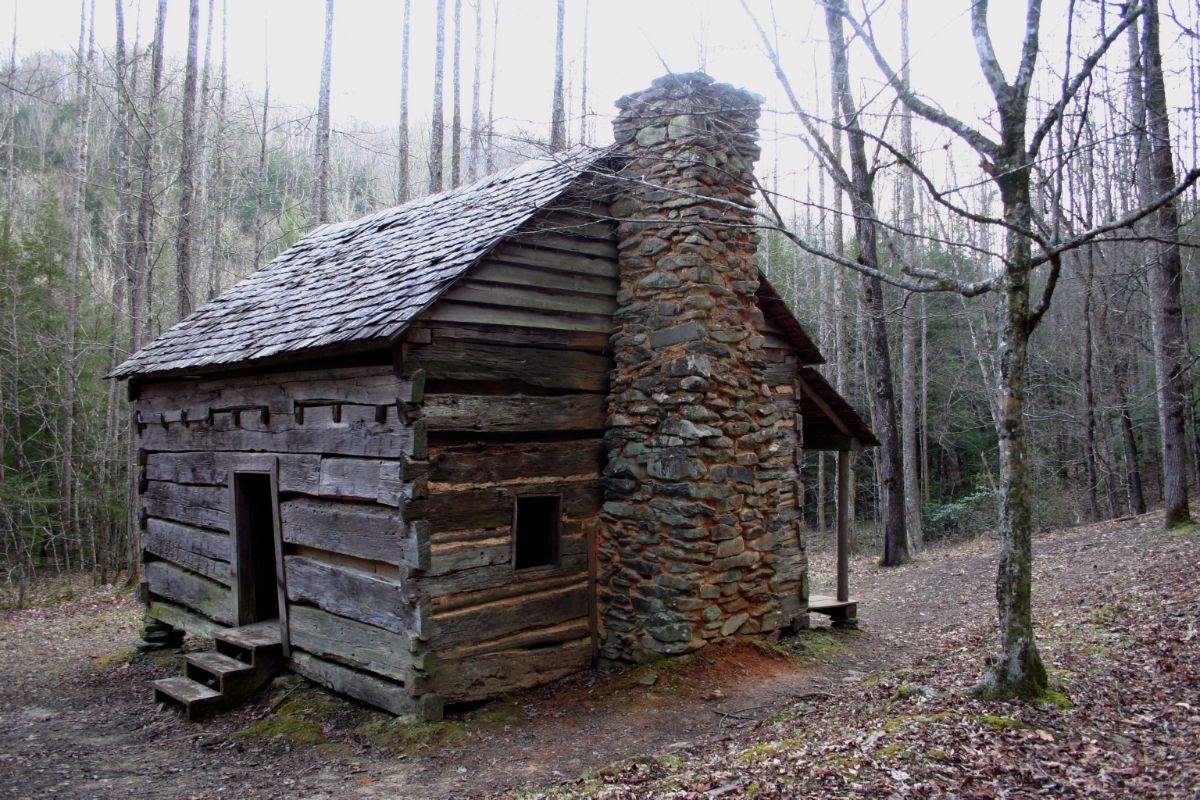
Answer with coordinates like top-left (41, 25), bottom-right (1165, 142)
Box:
top-left (485, 0), bottom-right (498, 173)
top-left (175, 0), bottom-right (200, 319)
top-left (430, 0), bottom-right (446, 192)
top-left (208, 0), bottom-right (228, 300)
top-left (549, 0), bottom-right (566, 150)
top-left (314, 0), bottom-right (334, 223)
top-left (899, 0), bottom-right (921, 549)
top-left (467, 0), bottom-right (482, 180)
top-left (398, 0), bottom-right (411, 201)
top-left (825, 1), bottom-right (907, 566)
top-left (1081, 251), bottom-right (1100, 521)
top-left (450, 0), bottom-right (462, 187)
top-left (580, 0), bottom-right (590, 146)
top-left (194, 0), bottom-right (214, 301)
top-left (1142, 0), bottom-right (1192, 529)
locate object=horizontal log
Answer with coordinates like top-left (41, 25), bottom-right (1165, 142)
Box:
top-left (440, 281), bottom-right (617, 317)
top-left (415, 553), bottom-right (588, 600)
top-left (144, 452), bottom-right (327, 493)
top-left (527, 209), bottom-right (617, 241)
top-left (138, 364), bottom-right (414, 415)
top-left (431, 580), bottom-right (589, 649)
top-left (144, 560), bottom-right (234, 625)
top-left (405, 339), bottom-right (609, 392)
top-left (287, 604), bottom-right (428, 682)
top-left (430, 438), bottom-right (605, 486)
top-left (319, 458), bottom-right (407, 506)
top-left (142, 481), bottom-right (230, 532)
top-left (441, 617), bottom-right (591, 660)
top-left (410, 322), bottom-right (609, 352)
top-left (145, 517), bottom-right (231, 561)
top-left (423, 394), bottom-right (606, 433)
top-left (144, 524), bottom-right (232, 586)
top-left (427, 534), bottom-right (510, 577)
top-left (422, 300), bottom-right (613, 334)
top-left (508, 231), bottom-right (618, 258)
top-left (285, 555), bottom-right (425, 638)
top-left (426, 479), bottom-right (602, 532)
top-left (146, 598), bottom-right (226, 638)
top-left (431, 639), bottom-right (592, 703)
top-left (289, 651), bottom-right (416, 716)
top-left (280, 498), bottom-right (427, 569)
top-left (467, 261), bottom-right (617, 297)
top-left (486, 241), bottom-right (618, 278)
top-left (138, 412), bottom-right (419, 458)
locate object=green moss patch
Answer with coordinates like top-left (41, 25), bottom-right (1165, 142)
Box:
top-left (230, 689), bottom-right (339, 747)
top-left (977, 715), bottom-right (1026, 730)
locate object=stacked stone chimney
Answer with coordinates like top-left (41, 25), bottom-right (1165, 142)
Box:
top-left (598, 73), bottom-right (792, 662)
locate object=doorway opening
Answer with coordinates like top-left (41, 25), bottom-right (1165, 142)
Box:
top-left (233, 472), bottom-right (280, 624)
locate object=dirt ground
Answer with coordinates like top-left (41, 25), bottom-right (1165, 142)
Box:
top-left (0, 514), bottom-right (1194, 799)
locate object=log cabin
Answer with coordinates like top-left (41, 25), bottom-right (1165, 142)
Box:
top-left (112, 73), bottom-right (876, 722)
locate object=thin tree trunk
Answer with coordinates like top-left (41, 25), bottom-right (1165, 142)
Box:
top-left (466, 0), bottom-right (483, 181)
top-left (1141, 0), bottom-right (1192, 528)
top-left (314, 0), bottom-right (334, 223)
top-left (430, 0), bottom-right (446, 191)
top-left (549, 0), bottom-right (566, 150)
top-left (207, 0), bottom-right (227, 300)
top-left (1082, 251), bottom-right (1101, 521)
top-left (194, 0), bottom-right (214, 301)
top-left (175, 0), bottom-right (200, 319)
top-left (254, 82), bottom-right (270, 264)
top-left (899, 0), bottom-right (921, 549)
top-left (825, 0), bottom-right (907, 566)
top-left (398, 0), bottom-right (411, 201)
top-left (450, 0), bottom-right (462, 187)
top-left (580, 0), bottom-right (590, 146)
top-left (485, 0), bottom-right (498, 173)
top-left (3, 6), bottom-right (15, 210)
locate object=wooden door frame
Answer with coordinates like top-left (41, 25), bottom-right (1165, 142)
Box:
top-left (228, 454), bottom-right (290, 656)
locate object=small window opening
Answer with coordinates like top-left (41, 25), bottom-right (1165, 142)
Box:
top-left (513, 495), bottom-right (561, 570)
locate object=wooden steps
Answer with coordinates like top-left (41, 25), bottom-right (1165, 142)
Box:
top-left (808, 594), bottom-right (858, 628)
top-left (152, 621), bottom-right (284, 720)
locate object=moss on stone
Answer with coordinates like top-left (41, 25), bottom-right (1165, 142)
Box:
top-left (977, 714), bottom-right (1027, 730)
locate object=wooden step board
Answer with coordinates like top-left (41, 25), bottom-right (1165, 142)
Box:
top-left (153, 620), bottom-right (284, 721)
top-left (808, 594), bottom-right (859, 628)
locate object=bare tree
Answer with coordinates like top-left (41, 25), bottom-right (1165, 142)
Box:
top-left (430, 0), bottom-right (446, 192)
top-left (549, 0), bottom-right (566, 150)
top-left (580, 0), bottom-right (590, 146)
top-left (485, 0), bottom-right (499, 173)
top-left (398, 0), bottom-right (411, 201)
top-left (314, 0), bottom-right (334, 224)
top-left (899, 0), bottom-right (922, 548)
top-left (175, 0), bottom-right (200, 319)
top-left (1140, 0), bottom-right (1193, 528)
top-left (451, 0), bottom-right (462, 187)
top-left (467, 0), bottom-right (483, 180)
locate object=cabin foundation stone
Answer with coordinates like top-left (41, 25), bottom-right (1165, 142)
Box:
top-left (599, 73), bottom-right (790, 662)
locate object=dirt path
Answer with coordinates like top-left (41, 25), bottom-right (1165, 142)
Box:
top-left (0, 515), bottom-right (1184, 799)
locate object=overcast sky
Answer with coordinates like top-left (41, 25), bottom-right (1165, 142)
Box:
top-left (6, 1), bottom-right (1195, 206)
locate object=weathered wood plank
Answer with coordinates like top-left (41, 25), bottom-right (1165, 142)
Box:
top-left (143, 525), bottom-right (232, 586)
top-left (146, 598), bottom-right (226, 638)
top-left (143, 451), bottom-right (326, 493)
top-left (138, 414), bottom-right (416, 457)
top-left (319, 458), bottom-right (406, 506)
top-left (288, 604), bottom-right (428, 682)
top-left (430, 439), bottom-right (605, 486)
top-left (442, 617), bottom-right (590, 660)
top-left (423, 394), bottom-right (606, 433)
top-left (467, 261), bottom-right (617, 297)
top-left (405, 340), bottom-right (609, 392)
top-left (426, 480), bottom-right (602, 532)
top-left (431, 580), bottom-right (589, 649)
top-left (285, 555), bottom-right (424, 637)
top-left (144, 560), bottom-right (234, 625)
top-left (432, 639), bottom-right (592, 703)
top-left (415, 554), bottom-right (588, 600)
top-left (144, 517), bottom-right (231, 561)
top-left (486, 242), bottom-right (618, 278)
top-left (440, 281), bottom-right (617, 317)
top-left (142, 481), bottom-right (230, 532)
top-left (138, 365), bottom-right (413, 415)
top-left (289, 651), bottom-right (417, 716)
top-left (411, 322), bottom-right (610, 352)
top-left (423, 300), bottom-right (612, 333)
top-left (427, 535), bottom-right (510, 577)
top-left (280, 498), bottom-right (426, 569)
top-left (528, 210), bottom-right (617, 241)
top-left (508, 231), bottom-right (618, 258)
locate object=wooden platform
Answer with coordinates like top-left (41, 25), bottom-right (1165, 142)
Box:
top-left (808, 594), bottom-right (858, 628)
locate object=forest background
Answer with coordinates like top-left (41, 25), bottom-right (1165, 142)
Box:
top-left (0, 0), bottom-right (1197, 608)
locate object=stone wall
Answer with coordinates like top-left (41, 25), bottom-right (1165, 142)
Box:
top-left (598, 73), bottom-right (798, 662)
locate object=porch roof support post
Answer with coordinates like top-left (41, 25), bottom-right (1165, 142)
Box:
top-left (836, 449), bottom-right (850, 603)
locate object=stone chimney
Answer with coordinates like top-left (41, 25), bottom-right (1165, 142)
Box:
top-left (598, 73), bottom-right (789, 662)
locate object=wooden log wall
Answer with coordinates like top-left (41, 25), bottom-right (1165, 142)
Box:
top-left (134, 362), bottom-right (430, 712)
top-left (405, 204), bottom-right (615, 704)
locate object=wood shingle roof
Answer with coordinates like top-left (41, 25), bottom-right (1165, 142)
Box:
top-left (112, 146), bottom-right (606, 379)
